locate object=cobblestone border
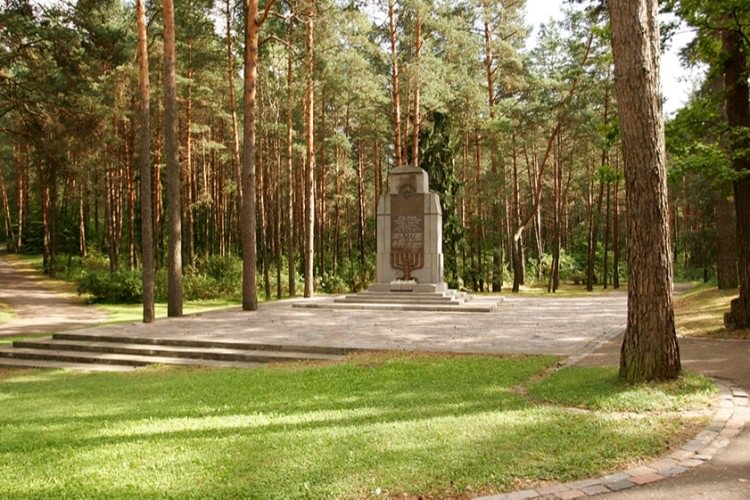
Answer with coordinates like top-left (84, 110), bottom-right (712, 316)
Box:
top-left (475, 382), bottom-right (749, 500)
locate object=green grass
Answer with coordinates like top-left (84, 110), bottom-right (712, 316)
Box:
top-left (0, 333), bottom-right (52, 346)
top-left (673, 282), bottom-right (750, 339)
top-left (476, 283), bottom-right (628, 297)
top-left (0, 299), bottom-right (14, 325)
top-left (0, 353), bottom-right (714, 498)
top-left (97, 300), bottom-right (237, 323)
top-left (528, 366), bottom-right (716, 412)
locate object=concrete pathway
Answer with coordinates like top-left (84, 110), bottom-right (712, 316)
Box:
top-left (0, 255), bottom-right (108, 338)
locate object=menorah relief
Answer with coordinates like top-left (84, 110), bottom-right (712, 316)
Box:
top-left (391, 250), bottom-right (424, 281)
top-left (391, 211), bottom-right (424, 281)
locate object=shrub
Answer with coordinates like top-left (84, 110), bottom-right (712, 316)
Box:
top-left (77, 269), bottom-right (143, 303)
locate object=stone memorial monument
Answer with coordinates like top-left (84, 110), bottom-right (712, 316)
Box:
top-left (293, 164), bottom-right (498, 311)
top-left (368, 165), bottom-right (447, 293)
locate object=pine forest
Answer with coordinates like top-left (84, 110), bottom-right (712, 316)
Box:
top-left (0, 0), bottom-right (748, 323)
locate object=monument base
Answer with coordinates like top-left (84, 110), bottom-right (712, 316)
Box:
top-left (367, 281), bottom-right (448, 293)
top-left (291, 287), bottom-right (500, 313)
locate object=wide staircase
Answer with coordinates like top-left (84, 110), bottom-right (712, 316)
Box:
top-left (0, 332), bottom-right (360, 372)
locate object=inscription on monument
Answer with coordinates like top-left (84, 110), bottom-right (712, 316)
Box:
top-left (390, 183), bottom-right (424, 280)
top-left (392, 215), bottom-right (423, 251)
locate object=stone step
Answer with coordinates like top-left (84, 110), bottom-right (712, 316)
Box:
top-left (293, 302), bottom-right (498, 313)
top-left (358, 291), bottom-right (468, 298)
top-left (0, 357), bottom-right (137, 372)
top-left (12, 339), bottom-right (345, 364)
top-left (52, 332), bottom-right (360, 356)
top-left (0, 346), bottom-right (266, 368)
top-left (335, 296), bottom-right (466, 305)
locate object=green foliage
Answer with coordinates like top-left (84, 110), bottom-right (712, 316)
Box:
top-left (77, 269), bottom-right (143, 303)
top-left (420, 111), bottom-right (465, 288)
top-left (537, 249), bottom-right (583, 285)
top-left (0, 354), bottom-right (714, 497)
top-left (317, 272), bottom-right (349, 294)
top-left (77, 255), bottom-right (247, 303)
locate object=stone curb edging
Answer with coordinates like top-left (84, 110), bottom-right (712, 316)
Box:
top-left (475, 382), bottom-right (749, 500)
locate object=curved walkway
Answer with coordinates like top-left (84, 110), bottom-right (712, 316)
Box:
top-left (575, 334), bottom-right (750, 499)
top-left (0, 254), bottom-right (108, 338)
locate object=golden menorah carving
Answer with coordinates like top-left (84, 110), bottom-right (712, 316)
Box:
top-left (392, 250), bottom-right (424, 281)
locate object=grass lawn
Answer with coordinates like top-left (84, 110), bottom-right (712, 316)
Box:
top-left (0, 299), bottom-right (14, 325)
top-left (0, 353), bottom-right (715, 498)
top-left (482, 283), bottom-right (627, 297)
top-left (0, 333), bottom-right (51, 346)
top-left (674, 282), bottom-right (750, 339)
top-left (97, 300), bottom-right (237, 324)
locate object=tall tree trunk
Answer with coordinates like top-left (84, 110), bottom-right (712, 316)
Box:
top-left (715, 193), bottom-right (738, 290)
top-left (356, 142), bottom-right (366, 287)
top-left (163, 0), bottom-right (183, 316)
top-left (78, 180), bottom-right (86, 257)
top-left (388, 0), bottom-right (403, 167)
top-left (0, 173), bottom-right (14, 248)
top-left (549, 135), bottom-right (562, 293)
top-left (136, 0), bottom-right (155, 323)
top-left (15, 147), bottom-right (24, 251)
top-left (184, 60), bottom-right (195, 269)
top-left (603, 180), bottom-right (611, 288)
top-left (722, 26), bottom-right (750, 328)
top-left (585, 156), bottom-right (597, 291)
top-left (226, 0), bottom-right (243, 218)
top-left (42, 184), bottom-right (50, 273)
top-left (303, 0), bottom-right (315, 298)
top-left (411, 8), bottom-right (422, 169)
top-left (613, 153), bottom-right (621, 289)
top-left (609, 0), bottom-right (680, 381)
top-left (286, 16), bottom-right (296, 297)
top-left (127, 113), bottom-right (137, 270)
top-left (242, 0), bottom-right (260, 311)
top-left (511, 134), bottom-right (523, 292)
top-left (257, 98), bottom-right (270, 301)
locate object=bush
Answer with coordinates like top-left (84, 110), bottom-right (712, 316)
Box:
top-left (183, 273), bottom-right (224, 300)
top-left (77, 269), bottom-right (143, 303)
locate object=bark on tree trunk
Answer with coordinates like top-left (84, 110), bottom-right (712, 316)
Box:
top-left (388, 0), bottom-right (403, 167)
top-left (242, 0), bottom-right (260, 311)
top-left (715, 193), bottom-right (738, 290)
top-left (303, 0), bottom-right (316, 298)
top-left (411, 8), bottom-right (422, 169)
top-left (613, 153), bottom-right (621, 289)
top-left (163, 0), bottom-right (183, 316)
top-left (609, 0), bottom-right (680, 381)
top-left (15, 147), bottom-right (24, 252)
top-left (721, 26), bottom-right (750, 328)
top-left (136, 0), bottom-right (155, 323)
top-left (356, 143), bottom-right (366, 287)
top-left (226, 0), bottom-right (243, 218)
top-left (78, 181), bottom-right (86, 257)
top-left (0, 174), bottom-right (14, 248)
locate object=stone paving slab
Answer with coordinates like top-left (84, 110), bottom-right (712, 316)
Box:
top-left (59, 294), bottom-right (628, 356)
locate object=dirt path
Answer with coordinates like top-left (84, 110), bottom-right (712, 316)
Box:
top-left (0, 254), bottom-right (109, 338)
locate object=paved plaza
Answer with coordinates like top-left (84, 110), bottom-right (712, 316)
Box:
top-left (65, 293), bottom-right (628, 356)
